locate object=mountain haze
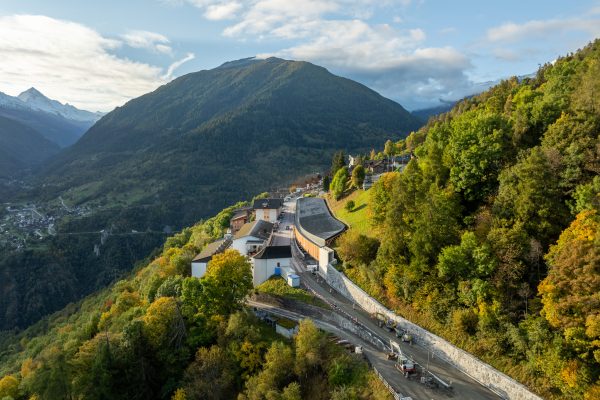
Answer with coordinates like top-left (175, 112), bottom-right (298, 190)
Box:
top-left (0, 115), bottom-right (60, 177)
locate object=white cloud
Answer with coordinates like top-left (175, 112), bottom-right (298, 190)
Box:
top-left (0, 15), bottom-right (193, 112)
top-left (121, 30), bottom-right (173, 54)
top-left (487, 17), bottom-right (600, 42)
top-left (163, 53), bottom-right (196, 79)
top-left (204, 1), bottom-right (243, 20)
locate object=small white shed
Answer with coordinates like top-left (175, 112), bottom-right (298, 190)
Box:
top-left (287, 273), bottom-right (300, 288)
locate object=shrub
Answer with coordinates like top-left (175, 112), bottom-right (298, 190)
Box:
top-left (345, 200), bottom-right (355, 212)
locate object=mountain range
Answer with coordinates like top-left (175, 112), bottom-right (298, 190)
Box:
top-left (0, 57), bottom-right (422, 330)
top-left (37, 57), bottom-right (422, 227)
top-left (0, 88), bottom-right (103, 176)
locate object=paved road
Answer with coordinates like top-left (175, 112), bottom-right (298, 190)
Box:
top-left (270, 199), bottom-right (295, 246)
top-left (281, 197), bottom-right (500, 400)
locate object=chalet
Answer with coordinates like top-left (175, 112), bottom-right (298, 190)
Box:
top-left (230, 207), bottom-right (252, 234)
top-left (191, 238), bottom-right (232, 278)
top-left (232, 220), bottom-right (273, 256)
top-left (251, 245), bottom-right (292, 286)
top-left (294, 197), bottom-right (346, 273)
top-left (253, 198), bottom-right (283, 222)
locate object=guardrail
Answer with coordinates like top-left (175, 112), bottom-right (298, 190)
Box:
top-left (372, 366), bottom-right (406, 400)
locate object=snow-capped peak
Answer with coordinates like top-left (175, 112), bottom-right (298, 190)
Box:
top-left (17, 87), bottom-right (103, 123)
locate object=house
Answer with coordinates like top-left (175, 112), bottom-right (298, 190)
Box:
top-left (230, 208), bottom-right (252, 234)
top-left (294, 197), bottom-right (346, 274)
top-left (232, 220), bottom-right (273, 256)
top-left (191, 238), bottom-right (232, 278)
top-left (253, 198), bottom-right (283, 222)
top-left (251, 245), bottom-right (292, 286)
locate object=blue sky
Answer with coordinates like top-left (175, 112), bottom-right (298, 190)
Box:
top-left (0, 0), bottom-right (599, 111)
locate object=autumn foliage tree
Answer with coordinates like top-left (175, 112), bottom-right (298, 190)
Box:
top-left (539, 210), bottom-right (600, 396)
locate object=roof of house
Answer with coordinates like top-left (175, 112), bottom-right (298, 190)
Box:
top-left (295, 197), bottom-right (346, 247)
top-left (192, 238), bottom-right (232, 263)
top-left (253, 245), bottom-right (292, 260)
top-left (253, 198), bottom-right (283, 210)
top-left (231, 211), bottom-right (249, 221)
top-left (234, 219), bottom-right (274, 240)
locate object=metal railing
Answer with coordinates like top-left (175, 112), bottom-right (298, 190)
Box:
top-left (372, 366), bottom-right (407, 400)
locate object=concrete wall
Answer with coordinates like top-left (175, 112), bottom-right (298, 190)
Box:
top-left (318, 246), bottom-right (334, 272)
top-left (191, 261), bottom-right (207, 278)
top-left (321, 266), bottom-right (543, 400)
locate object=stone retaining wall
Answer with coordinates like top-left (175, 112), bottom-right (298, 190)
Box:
top-left (322, 266), bottom-right (543, 400)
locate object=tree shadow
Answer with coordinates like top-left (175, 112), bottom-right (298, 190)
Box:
top-left (350, 203), bottom-right (367, 213)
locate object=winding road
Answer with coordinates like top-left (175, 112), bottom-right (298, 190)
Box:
top-left (254, 195), bottom-right (501, 400)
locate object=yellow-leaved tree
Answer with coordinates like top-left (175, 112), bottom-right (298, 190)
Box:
top-left (539, 210), bottom-right (600, 397)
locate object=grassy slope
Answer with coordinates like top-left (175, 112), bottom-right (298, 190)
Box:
top-left (256, 276), bottom-right (329, 308)
top-left (326, 189), bottom-right (374, 237)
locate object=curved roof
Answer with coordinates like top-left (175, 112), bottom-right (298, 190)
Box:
top-left (295, 197), bottom-right (345, 247)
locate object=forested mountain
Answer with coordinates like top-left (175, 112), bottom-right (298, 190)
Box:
top-left (332, 40), bottom-right (600, 399)
top-left (0, 57), bottom-right (420, 331)
top-left (0, 206), bottom-right (390, 400)
top-left (38, 57), bottom-right (420, 221)
top-left (0, 116), bottom-right (59, 177)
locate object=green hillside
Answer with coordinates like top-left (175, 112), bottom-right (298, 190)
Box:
top-left (0, 205), bottom-right (390, 400)
top-left (330, 40), bottom-right (600, 399)
top-left (0, 57), bottom-right (421, 331)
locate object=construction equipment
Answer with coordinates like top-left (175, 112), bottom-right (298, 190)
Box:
top-left (373, 312), bottom-right (396, 331)
top-left (396, 357), bottom-right (417, 378)
top-left (390, 340), bottom-right (417, 378)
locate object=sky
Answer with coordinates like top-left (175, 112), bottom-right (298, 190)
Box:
top-left (0, 0), bottom-right (599, 112)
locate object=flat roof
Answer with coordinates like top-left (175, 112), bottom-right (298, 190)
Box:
top-left (295, 197), bottom-right (345, 247)
top-left (254, 245), bottom-right (292, 259)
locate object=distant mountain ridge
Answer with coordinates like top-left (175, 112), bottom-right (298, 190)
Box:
top-left (0, 88), bottom-right (104, 175)
top-left (0, 88), bottom-right (103, 149)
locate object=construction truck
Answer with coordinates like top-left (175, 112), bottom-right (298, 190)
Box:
top-left (396, 357), bottom-right (417, 378)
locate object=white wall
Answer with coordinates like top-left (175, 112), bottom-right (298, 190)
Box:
top-left (232, 236), bottom-right (263, 256)
top-left (191, 261), bottom-right (207, 278)
top-left (256, 208), bottom-right (279, 222)
top-left (252, 256), bottom-right (291, 286)
top-left (319, 246), bottom-right (334, 272)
